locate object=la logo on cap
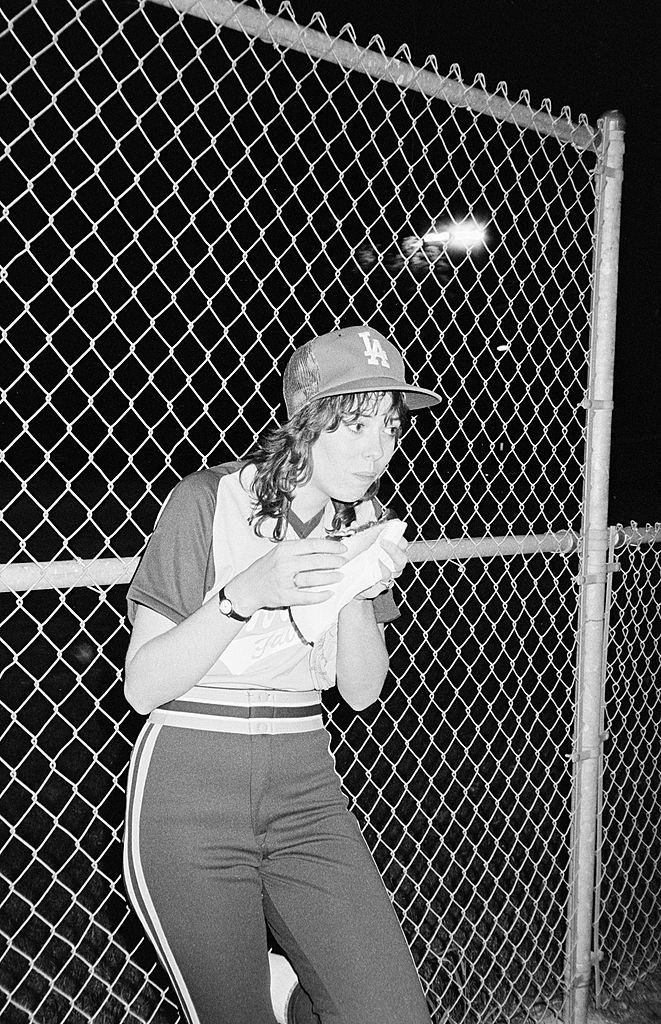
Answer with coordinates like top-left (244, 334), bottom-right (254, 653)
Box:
top-left (358, 329), bottom-right (390, 368)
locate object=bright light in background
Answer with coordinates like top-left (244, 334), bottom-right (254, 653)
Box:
top-left (420, 229), bottom-right (450, 245)
top-left (355, 219), bottom-right (486, 277)
top-left (423, 220), bottom-right (486, 250)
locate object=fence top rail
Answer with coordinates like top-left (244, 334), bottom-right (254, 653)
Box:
top-left (0, 532), bottom-right (579, 593)
top-left (409, 531), bottom-right (578, 563)
top-left (612, 524), bottom-right (661, 548)
top-left (6, 529), bottom-right (659, 595)
top-left (147, 0), bottom-right (598, 152)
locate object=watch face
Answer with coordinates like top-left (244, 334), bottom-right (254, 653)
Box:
top-left (219, 597), bottom-right (232, 615)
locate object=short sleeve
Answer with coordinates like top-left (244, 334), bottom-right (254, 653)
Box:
top-left (372, 588), bottom-right (400, 624)
top-left (126, 471), bottom-right (219, 625)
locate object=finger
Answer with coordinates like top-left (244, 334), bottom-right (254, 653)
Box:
top-left (377, 549), bottom-right (405, 575)
top-left (294, 569), bottom-right (344, 589)
top-left (381, 545), bottom-right (406, 566)
top-left (380, 538), bottom-right (409, 556)
top-left (288, 588), bottom-right (334, 605)
top-left (380, 542), bottom-right (408, 572)
top-left (294, 537), bottom-right (348, 555)
top-left (378, 557), bottom-right (403, 580)
top-left (294, 552), bottom-right (347, 572)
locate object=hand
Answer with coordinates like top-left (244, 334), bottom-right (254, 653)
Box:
top-left (354, 536), bottom-right (409, 601)
top-left (225, 537), bottom-right (348, 617)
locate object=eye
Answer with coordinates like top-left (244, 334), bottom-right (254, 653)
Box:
top-left (344, 419), bottom-right (365, 433)
top-left (385, 422), bottom-right (402, 438)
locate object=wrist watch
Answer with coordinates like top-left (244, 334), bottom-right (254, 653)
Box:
top-left (218, 586), bottom-right (251, 622)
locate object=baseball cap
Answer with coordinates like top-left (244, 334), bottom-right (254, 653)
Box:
top-left (283, 325), bottom-right (442, 418)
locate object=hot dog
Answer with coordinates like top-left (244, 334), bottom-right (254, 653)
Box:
top-left (290, 512), bottom-right (407, 643)
top-left (327, 510), bottom-right (405, 562)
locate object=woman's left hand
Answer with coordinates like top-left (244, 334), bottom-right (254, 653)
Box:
top-left (354, 536), bottom-right (409, 600)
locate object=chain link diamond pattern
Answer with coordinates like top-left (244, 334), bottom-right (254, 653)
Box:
top-left (597, 528), bottom-right (661, 1010)
top-left (1, 3), bottom-right (648, 1024)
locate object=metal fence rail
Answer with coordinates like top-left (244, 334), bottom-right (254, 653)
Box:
top-left (0, 530), bottom-right (578, 593)
top-left (0, 2), bottom-right (646, 1024)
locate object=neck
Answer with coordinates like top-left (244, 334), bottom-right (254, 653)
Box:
top-left (290, 484), bottom-right (329, 523)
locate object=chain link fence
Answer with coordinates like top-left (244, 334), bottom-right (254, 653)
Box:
top-left (595, 526), bottom-right (661, 1011)
top-left (1, 2), bottom-right (655, 1023)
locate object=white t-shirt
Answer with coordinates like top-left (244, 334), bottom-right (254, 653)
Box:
top-left (127, 461), bottom-right (399, 700)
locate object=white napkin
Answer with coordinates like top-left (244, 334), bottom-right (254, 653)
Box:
top-left (290, 519), bottom-right (407, 644)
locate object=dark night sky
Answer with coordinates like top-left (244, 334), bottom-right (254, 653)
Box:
top-left (278, 0), bottom-right (661, 521)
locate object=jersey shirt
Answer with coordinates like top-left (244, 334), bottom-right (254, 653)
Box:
top-left (127, 461), bottom-right (399, 699)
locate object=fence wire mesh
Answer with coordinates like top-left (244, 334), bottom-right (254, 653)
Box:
top-left (596, 527), bottom-right (661, 1009)
top-left (0, 2), bottom-right (644, 1023)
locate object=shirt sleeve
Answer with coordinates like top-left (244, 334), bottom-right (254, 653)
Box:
top-left (126, 470), bottom-right (219, 625)
top-left (373, 588), bottom-right (400, 624)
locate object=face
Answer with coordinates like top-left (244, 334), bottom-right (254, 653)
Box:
top-left (302, 393), bottom-right (401, 509)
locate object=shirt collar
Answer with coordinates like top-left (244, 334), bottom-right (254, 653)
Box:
top-left (287, 505), bottom-right (327, 539)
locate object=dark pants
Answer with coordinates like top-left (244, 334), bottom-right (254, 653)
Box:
top-left (124, 721), bottom-right (431, 1024)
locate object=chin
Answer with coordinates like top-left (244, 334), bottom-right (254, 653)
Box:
top-left (336, 486), bottom-right (370, 502)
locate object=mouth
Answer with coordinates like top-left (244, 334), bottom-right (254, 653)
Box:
top-left (352, 474), bottom-right (375, 488)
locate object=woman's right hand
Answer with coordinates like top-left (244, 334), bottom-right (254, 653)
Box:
top-left (225, 537), bottom-right (348, 617)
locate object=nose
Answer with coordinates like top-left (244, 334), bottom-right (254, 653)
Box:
top-left (361, 423), bottom-right (386, 463)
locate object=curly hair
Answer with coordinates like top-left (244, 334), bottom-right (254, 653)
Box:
top-left (243, 391), bottom-right (410, 541)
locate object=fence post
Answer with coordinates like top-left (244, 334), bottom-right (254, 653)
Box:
top-left (564, 110), bottom-right (625, 1024)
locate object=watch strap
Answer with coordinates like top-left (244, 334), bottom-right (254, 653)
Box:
top-left (218, 586), bottom-right (251, 622)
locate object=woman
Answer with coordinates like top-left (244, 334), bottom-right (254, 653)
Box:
top-left (123, 325), bottom-right (441, 1024)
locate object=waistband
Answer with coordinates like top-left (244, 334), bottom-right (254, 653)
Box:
top-left (149, 688), bottom-right (324, 735)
